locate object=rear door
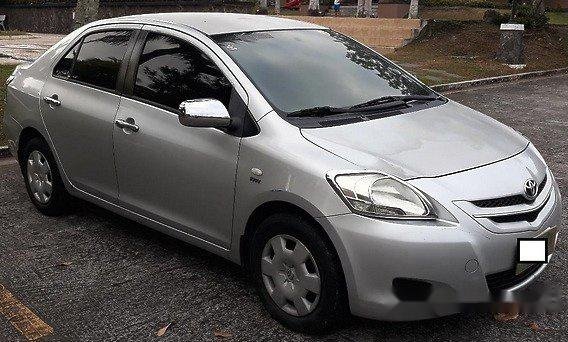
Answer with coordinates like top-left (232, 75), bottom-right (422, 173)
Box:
top-left (40, 25), bottom-right (140, 200)
top-left (113, 28), bottom-right (248, 248)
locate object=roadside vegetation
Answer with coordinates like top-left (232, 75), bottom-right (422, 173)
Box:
top-left (421, 6), bottom-right (510, 21)
top-left (547, 11), bottom-right (568, 25)
top-left (0, 64), bottom-right (17, 146)
top-left (422, 0), bottom-right (508, 8)
top-left (389, 21), bottom-right (568, 85)
top-left (0, 31), bottom-right (27, 36)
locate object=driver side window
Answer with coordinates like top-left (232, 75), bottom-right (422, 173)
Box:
top-left (133, 32), bottom-right (232, 111)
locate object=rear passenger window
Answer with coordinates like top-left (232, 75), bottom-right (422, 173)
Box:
top-left (133, 32), bottom-right (232, 111)
top-left (53, 43), bottom-right (80, 78)
top-left (70, 30), bottom-right (132, 91)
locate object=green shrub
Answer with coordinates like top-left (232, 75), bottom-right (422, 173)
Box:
top-left (514, 4), bottom-right (549, 28)
top-left (483, 9), bottom-right (510, 25)
top-left (422, 0), bottom-right (506, 9)
top-left (483, 3), bottom-right (549, 29)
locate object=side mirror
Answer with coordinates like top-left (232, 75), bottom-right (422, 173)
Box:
top-left (178, 99), bottom-right (231, 128)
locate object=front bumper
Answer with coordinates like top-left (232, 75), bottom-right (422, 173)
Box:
top-left (317, 180), bottom-right (562, 321)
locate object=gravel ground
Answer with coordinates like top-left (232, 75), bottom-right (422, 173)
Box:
top-left (0, 33), bottom-right (63, 64)
top-left (0, 75), bottom-right (566, 341)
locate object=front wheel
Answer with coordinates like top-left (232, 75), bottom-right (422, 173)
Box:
top-left (250, 213), bottom-right (347, 333)
top-left (21, 137), bottom-right (71, 216)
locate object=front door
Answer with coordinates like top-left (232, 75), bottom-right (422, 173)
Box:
top-left (40, 27), bottom-right (139, 200)
top-left (113, 30), bottom-right (244, 248)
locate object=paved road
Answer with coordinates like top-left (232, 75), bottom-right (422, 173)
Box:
top-left (0, 75), bottom-right (566, 341)
top-left (0, 34), bottom-right (63, 64)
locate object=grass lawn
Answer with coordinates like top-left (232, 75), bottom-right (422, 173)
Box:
top-left (421, 7), bottom-right (511, 21)
top-left (0, 64), bottom-right (17, 146)
top-left (547, 12), bottom-right (568, 26)
top-left (388, 21), bottom-right (568, 85)
top-left (0, 30), bottom-right (27, 36)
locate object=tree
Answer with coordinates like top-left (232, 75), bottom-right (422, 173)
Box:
top-left (511, 0), bottom-right (519, 19)
top-left (364, 0), bottom-right (372, 18)
top-left (509, 0), bottom-right (548, 27)
top-left (308, 0), bottom-right (320, 14)
top-left (74, 0), bottom-right (99, 29)
top-left (357, 0), bottom-right (365, 17)
top-left (531, 0), bottom-right (545, 14)
top-left (357, 0), bottom-right (372, 17)
top-left (275, 0), bottom-right (281, 15)
top-left (409, 0), bottom-right (419, 19)
top-left (511, 0), bottom-right (545, 19)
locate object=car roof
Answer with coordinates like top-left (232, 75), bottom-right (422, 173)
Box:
top-left (113, 12), bottom-right (325, 36)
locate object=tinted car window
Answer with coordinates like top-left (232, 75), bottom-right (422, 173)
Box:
top-left (71, 30), bottom-right (132, 91)
top-left (215, 30), bottom-right (435, 114)
top-left (133, 33), bottom-right (232, 110)
top-left (53, 43), bottom-right (80, 78)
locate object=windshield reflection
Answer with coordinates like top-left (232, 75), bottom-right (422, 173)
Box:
top-left (215, 29), bottom-right (432, 114)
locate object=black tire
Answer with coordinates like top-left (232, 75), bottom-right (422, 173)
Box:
top-left (20, 137), bottom-right (71, 216)
top-left (250, 213), bottom-right (348, 333)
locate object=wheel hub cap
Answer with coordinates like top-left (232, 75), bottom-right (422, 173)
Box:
top-left (261, 235), bottom-right (321, 317)
top-left (26, 150), bottom-right (53, 204)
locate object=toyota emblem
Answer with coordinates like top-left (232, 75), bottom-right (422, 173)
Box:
top-left (524, 179), bottom-right (538, 200)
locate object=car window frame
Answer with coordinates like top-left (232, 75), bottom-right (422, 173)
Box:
top-left (50, 24), bottom-right (142, 96)
top-left (122, 25), bottom-right (249, 117)
top-left (52, 39), bottom-right (81, 79)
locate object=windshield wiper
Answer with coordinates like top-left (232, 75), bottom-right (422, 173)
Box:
top-left (348, 94), bottom-right (442, 111)
top-left (287, 95), bottom-right (442, 118)
top-left (287, 106), bottom-right (348, 118)
top-left (287, 101), bottom-right (410, 118)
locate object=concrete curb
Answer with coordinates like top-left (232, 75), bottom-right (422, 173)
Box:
top-left (0, 146), bottom-right (12, 158)
top-left (431, 67), bottom-right (568, 92)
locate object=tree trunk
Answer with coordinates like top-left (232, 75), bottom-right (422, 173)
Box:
top-left (257, 0), bottom-right (268, 14)
top-left (308, 0), bottom-right (319, 15)
top-left (409, 0), bottom-right (419, 19)
top-left (275, 0), bottom-right (281, 14)
top-left (74, 0), bottom-right (100, 29)
top-left (357, 0), bottom-right (365, 17)
top-left (364, 0), bottom-right (372, 18)
top-left (510, 0), bottom-right (519, 21)
top-left (308, 0), bottom-right (319, 11)
top-left (532, 0), bottom-right (545, 15)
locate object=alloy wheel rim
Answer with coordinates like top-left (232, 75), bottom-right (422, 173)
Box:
top-left (261, 234), bottom-right (321, 317)
top-left (27, 150), bottom-right (53, 204)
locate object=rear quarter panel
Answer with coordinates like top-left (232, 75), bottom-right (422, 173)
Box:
top-left (5, 23), bottom-right (94, 156)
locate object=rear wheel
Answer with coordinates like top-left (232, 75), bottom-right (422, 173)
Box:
top-left (21, 137), bottom-right (71, 216)
top-left (250, 213), bottom-right (347, 333)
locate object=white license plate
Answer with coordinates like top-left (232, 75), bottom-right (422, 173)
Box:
top-left (517, 238), bottom-right (548, 264)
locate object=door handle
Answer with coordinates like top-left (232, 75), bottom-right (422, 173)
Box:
top-left (43, 94), bottom-right (61, 106)
top-left (115, 118), bottom-right (140, 133)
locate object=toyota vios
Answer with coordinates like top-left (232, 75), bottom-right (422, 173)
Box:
top-left (4, 13), bottom-right (561, 332)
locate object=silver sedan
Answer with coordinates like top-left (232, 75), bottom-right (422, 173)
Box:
top-left (4, 13), bottom-right (561, 332)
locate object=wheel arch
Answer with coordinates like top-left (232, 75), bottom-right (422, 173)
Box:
top-left (239, 200), bottom-right (347, 282)
top-left (17, 126), bottom-right (47, 164)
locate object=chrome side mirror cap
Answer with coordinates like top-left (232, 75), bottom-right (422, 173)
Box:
top-left (178, 99), bottom-right (231, 128)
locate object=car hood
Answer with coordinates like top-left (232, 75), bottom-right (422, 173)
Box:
top-left (301, 100), bottom-right (529, 179)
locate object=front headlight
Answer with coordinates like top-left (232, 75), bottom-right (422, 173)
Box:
top-left (327, 172), bottom-right (436, 220)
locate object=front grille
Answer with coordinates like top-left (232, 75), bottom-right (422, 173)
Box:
top-left (486, 263), bottom-right (541, 293)
top-left (490, 208), bottom-right (542, 223)
top-left (472, 195), bottom-right (526, 208)
top-left (471, 175), bottom-right (547, 208)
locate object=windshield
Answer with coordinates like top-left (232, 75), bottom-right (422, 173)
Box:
top-left (214, 29), bottom-right (435, 115)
